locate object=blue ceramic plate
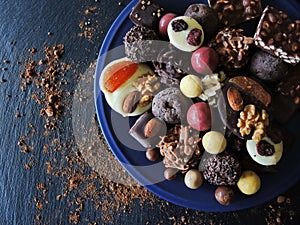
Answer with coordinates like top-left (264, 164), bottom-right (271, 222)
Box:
top-left (95, 0), bottom-right (300, 211)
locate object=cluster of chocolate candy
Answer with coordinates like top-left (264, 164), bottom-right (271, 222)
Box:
top-left (100, 0), bottom-right (299, 206)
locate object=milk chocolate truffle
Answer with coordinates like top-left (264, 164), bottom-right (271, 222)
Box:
top-left (250, 50), bottom-right (289, 83)
top-left (215, 186), bottom-right (235, 205)
top-left (184, 4), bottom-right (219, 42)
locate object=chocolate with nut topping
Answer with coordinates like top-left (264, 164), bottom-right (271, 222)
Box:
top-left (129, 0), bottom-right (164, 29)
top-left (129, 112), bottom-right (167, 148)
top-left (209, 27), bottom-right (253, 71)
top-left (208, 0), bottom-right (262, 26)
top-left (157, 125), bottom-right (201, 171)
top-left (254, 6), bottom-right (300, 65)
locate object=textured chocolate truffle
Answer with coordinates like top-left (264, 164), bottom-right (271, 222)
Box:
top-left (203, 152), bottom-right (241, 185)
top-left (124, 25), bottom-right (158, 63)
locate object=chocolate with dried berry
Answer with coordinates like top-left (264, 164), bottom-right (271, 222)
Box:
top-left (184, 4), bottom-right (219, 42)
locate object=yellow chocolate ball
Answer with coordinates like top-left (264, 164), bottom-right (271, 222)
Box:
top-left (237, 170), bottom-right (261, 195)
top-left (202, 131), bottom-right (227, 154)
top-left (180, 75), bottom-right (203, 98)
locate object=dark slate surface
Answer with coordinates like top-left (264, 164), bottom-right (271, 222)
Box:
top-left (0, 0), bottom-right (300, 224)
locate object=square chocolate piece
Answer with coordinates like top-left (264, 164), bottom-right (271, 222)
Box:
top-left (254, 6), bottom-right (300, 65)
top-left (129, 0), bottom-right (164, 29)
top-left (208, 0), bottom-right (262, 26)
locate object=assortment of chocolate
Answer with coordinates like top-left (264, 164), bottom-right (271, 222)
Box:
top-left (100, 0), bottom-right (300, 206)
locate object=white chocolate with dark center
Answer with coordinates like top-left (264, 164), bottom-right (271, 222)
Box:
top-left (167, 16), bottom-right (204, 52)
top-left (246, 137), bottom-right (283, 166)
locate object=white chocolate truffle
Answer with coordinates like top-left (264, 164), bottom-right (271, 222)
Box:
top-left (202, 131), bottom-right (227, 154)
top-left (180, 74), bottom-right (203, 98)
top-left (237, 170), bottom-right (261, 195)
top-left (167, 16), bottom-right (204, 52)
top-left (246, 137), bottom-right (283, 166)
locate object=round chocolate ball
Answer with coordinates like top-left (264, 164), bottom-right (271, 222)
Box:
top-left (184, 4), bottom-right (219, 42)
top-left (215, 186), bottom-right (235, 205)
top-left (180, 74), bottom-right (203, 98)
top-left (237, 170), bottom-right (261, 195)
top-left (159, 13), bottom-right (177, 38)
top-left (146, 148), bottom-right (160, 162)
top-left (164, 168), bottom-right (178, 181)
top-left (184, 169), bottom-right (204, 189)
top-left (191, 46), bottom-right (219, 75)
top-left (187, 102), bottom-right (211, 131)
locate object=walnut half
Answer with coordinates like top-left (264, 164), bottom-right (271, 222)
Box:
top-left (237, 104), bottom-right (269, 142)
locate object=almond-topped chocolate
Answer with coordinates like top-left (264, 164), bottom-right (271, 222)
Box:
top-left (229, 76), bottom-right (271, 107)
top-left (218, 76), bottom-right (271, 140)
top-left (209, 27), bottom-right (253, 71)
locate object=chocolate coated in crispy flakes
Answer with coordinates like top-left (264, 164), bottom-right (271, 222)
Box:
top-left (124, 25), bottom-right (159, 63)
top-left (157, 125), bottom-right (201, 171)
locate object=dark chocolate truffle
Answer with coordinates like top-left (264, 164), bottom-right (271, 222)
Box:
top-left (184, 4), bottom-right (219, 42)
top-left (250, 50), bottom-right (289, 83)
top-left (203, 152), bottom-right (241, 186)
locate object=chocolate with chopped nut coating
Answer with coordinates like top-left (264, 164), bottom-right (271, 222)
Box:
top-left (254, 6), bottom-right (300, 65)
top-left (209, 27), bottom-right (253, 71)
top-left (208, 0), bottom-right (262, 26)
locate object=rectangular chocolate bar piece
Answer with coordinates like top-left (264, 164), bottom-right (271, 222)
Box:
top-left (208, 0), bottom-right (262, 26)
top-left (254, 6), bottom-right (300, 65)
